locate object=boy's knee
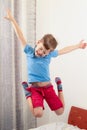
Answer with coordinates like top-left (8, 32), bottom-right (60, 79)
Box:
top-left (33, 108), bottom-right (43, 118)
top-left (34, 111), bottom-right (43, 118)
top-left (55, 107), bottom-right (64, 115)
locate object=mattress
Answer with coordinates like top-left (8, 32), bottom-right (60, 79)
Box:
top-left (29, 122), bottom-right (80, 130)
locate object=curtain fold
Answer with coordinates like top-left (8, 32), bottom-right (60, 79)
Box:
top-left (0, 0), bottom-right (36, 130)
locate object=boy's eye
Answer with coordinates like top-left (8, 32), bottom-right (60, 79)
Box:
top-left (43, 51), bottom-right (46, 54)
top-left (40, 48), bottom-right (45, 53)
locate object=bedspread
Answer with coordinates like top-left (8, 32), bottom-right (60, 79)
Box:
top-left (29, 122), bottom-right (80, 130)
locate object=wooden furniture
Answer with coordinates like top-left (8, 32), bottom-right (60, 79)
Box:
top-left (68, 106), bottom-right (87, 129)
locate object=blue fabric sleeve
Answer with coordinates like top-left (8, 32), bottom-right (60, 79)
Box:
top-left (24, 44), bottom-right (34, 54)
top-left (49, 50), bottom-right (59, 57)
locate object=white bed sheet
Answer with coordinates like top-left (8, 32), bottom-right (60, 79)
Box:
top-left (29, 122), bottom-right (80, 130)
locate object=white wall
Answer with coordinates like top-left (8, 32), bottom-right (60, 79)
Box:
top-left (36, 0), bottom-right (87, 126)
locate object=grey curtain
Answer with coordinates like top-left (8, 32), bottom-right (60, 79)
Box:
top-left (0, 0), bottom-right (36, 130)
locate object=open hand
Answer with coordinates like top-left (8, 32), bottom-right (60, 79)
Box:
top-left (79, 40), bottom-right (87, 49)
top-left (4, 9), bottom-right (13, 21)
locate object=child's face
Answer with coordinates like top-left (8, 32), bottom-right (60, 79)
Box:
top-left (35, 41), bottom-right (53, 57)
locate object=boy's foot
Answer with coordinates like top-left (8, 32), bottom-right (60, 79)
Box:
top-left (55, 77), bottom-right (62, 92)
top-left (22, 82), bottom-right (31, 98)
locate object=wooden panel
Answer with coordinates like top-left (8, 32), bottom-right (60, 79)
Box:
top-left (68, 106), bottom-right (87, 129)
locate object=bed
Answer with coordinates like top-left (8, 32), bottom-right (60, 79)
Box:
top-left (29, 106), bottom-right (87, 130)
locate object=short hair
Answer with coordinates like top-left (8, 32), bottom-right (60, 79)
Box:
top-left (41, 34), bottom-right (58, 50)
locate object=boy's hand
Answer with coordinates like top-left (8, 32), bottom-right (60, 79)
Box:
top-left (79, 40), bottom-right (87, 49)
top-left (4, 9), bottom-right (13, 21)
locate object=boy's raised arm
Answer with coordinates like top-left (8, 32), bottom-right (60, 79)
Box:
top-left (5, 9), bottom-right (27, 47)
top-left (58, 40), bottom-right (87, 55)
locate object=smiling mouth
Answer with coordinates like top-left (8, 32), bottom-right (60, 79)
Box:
top-left (35, 51), bottom-right (42, 57)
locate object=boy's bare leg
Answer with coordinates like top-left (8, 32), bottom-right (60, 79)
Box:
top-left (22, 82), bottom-right (43, 118)
top-left (58, 91), bottom-right (65, 108)
top-left (27, 98), bottom-right (43, 118)
top-left (27, 97), bottom-right (33, 114)
top-left (54, 77), bottom-right (65, 115)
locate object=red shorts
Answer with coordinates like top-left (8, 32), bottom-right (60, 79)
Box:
top-left (28, 84), bottom-right (63, 111)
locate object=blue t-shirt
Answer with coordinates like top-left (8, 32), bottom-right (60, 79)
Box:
top-left (24, 44), bottom-right (59, 83)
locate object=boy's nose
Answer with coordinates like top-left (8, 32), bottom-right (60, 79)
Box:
top-left (40, 50), bottom-right (44, 54)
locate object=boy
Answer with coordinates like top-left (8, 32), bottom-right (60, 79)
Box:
top-left (5, 9), bottom-right (87, 118)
